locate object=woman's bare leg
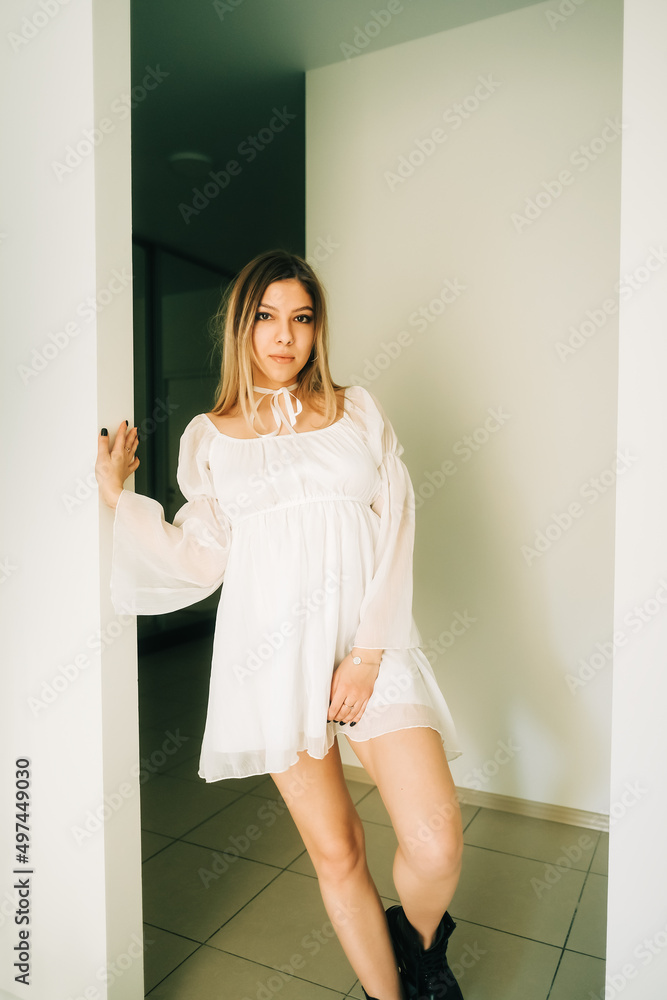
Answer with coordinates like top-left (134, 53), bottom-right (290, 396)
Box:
top-left (270, 739), bottom-right (404, 1000)
top-left (348, 727), bottom-right (463, 949)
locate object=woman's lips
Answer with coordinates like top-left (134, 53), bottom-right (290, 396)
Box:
top-left (269, 355), bottom-right (295, 363)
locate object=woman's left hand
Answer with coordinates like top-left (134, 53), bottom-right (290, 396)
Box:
top-left (328, 650), bottom-right (383, 726)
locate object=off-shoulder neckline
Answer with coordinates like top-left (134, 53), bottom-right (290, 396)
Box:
top-left (200, 385), bottom-right (361, 441)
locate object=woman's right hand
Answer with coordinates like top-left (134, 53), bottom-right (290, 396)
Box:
top-left (95, 422), bottom-right (140, 509)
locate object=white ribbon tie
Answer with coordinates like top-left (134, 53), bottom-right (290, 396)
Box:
top-left (252, 382), bottom-right (302, 437)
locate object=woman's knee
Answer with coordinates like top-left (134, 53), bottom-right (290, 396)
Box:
top-left (399, 815), bottom-right (463, 881)
top-left (309, 813), bottom-right (367, 882)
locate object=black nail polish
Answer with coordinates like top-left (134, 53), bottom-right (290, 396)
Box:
top-left (101, 428), bottom-right (108, 436)
top-left (136, 431), bottom-right (140, 442)
top-left (349, 722), bottom-right (356, 727)
top-left (339, 722), bottom-right (346, 726)
top-left (125, 420), bottom-right (129, 426)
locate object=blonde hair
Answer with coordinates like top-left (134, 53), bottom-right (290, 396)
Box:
top-left (209, 249), bottom-right (347, 430)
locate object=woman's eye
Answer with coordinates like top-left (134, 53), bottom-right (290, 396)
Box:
top-left (254, 312), bottom-right (312, 323)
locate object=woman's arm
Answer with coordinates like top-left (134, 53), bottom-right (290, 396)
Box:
top-left (97, 415), bottom-right (232, 616)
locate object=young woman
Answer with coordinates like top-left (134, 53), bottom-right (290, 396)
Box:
top-left (95, 249), bottom-right (465, 1000)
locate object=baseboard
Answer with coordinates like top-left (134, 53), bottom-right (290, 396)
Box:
top-left (342, 763), bottom-right (609, 832)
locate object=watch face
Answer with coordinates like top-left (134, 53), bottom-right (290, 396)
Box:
top-left (353, 656), bottom-right (361, 664)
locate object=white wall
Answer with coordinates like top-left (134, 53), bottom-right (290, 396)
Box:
top-left (0, 2), bottom-right (142, 997)
top-left (306, 0), bottom-right (623, 813)
top-left (607, 0), bottom-right (667, 994)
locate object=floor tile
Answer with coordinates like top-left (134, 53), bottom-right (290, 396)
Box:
top-left (288, 821), bottom-right (400, 901)
top-left (160, 705), bottom-right (208, 737)
top-left (548, 949), bottom-right (606, 1000)
top-left (353, 787), bottom-right (391, 825)
top-left (442, 919), bottom-right (561, 1000)
top-left (142, 924), bottom-right (199, 993)
top-left (590, 832), bottom-right (609, 876)
top-left (566, 873), bottom-right (607, 959)
top-left (139, 726), bottom-right (173, 754)
top-left (140, 733), bottom-right (202, 777)
top-left (464, 808), bottom-right (599, 870)
top-left (140, 773), bottom-right (240, 838)
top-left (183, 791), bottom-right (307, 868)
top-left (142, 830), bottom-right (174, 862)
top-left (451, 844), bottom-right (586, 947)
top-left (167, 752), bottom-right (268, 789)
top-left (207, 870), bottom-right (358, 993)
top-left (146, 944), bottom-right (347, 999)
top-left (140, 695), bottom-right (194, 728)
top-left (142, 839), bottom-right (279, 941)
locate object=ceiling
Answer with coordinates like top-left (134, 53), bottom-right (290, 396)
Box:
top-left (130, 0), bottom-right (542, 280)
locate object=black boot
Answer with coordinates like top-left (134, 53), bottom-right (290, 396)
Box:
top-left (386, 905), bottom-right (464, 1000)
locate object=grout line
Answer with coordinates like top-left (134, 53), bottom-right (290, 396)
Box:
top-left (200, 866), bottom-right (287, 941)
top-left (200, 943), bottom-right (355, 994)
top-left (142, 920), bottom-right (203, 946)
top-left (461, 840), bottom-right (598, 871)
top-left (544, 948), bottom-right (566, 1000)
top-left (143, 938), bottom-right (205, 997)
top-left (447, 917), bottom-right (564, 950)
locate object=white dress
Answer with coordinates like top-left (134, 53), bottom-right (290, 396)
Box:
top-left (110, 384), bottom-right (462, 781)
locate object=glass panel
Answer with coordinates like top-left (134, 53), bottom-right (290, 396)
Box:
top-left (131, 242), bottom-right (229, 644)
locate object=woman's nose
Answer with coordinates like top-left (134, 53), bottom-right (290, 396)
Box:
top-left (275, 322), bottom-right (293, 343)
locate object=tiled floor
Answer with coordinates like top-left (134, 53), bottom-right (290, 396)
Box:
top-left (138, 635), bottom-right (607, 999)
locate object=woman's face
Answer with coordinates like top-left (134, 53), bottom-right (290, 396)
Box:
top-left (251, 278), bottom-right (315, 389)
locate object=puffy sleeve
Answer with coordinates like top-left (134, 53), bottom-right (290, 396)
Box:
top-left (110, 415), bottom-right (232, 616)
top-left (348, 386), bottom-right (423, 651)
